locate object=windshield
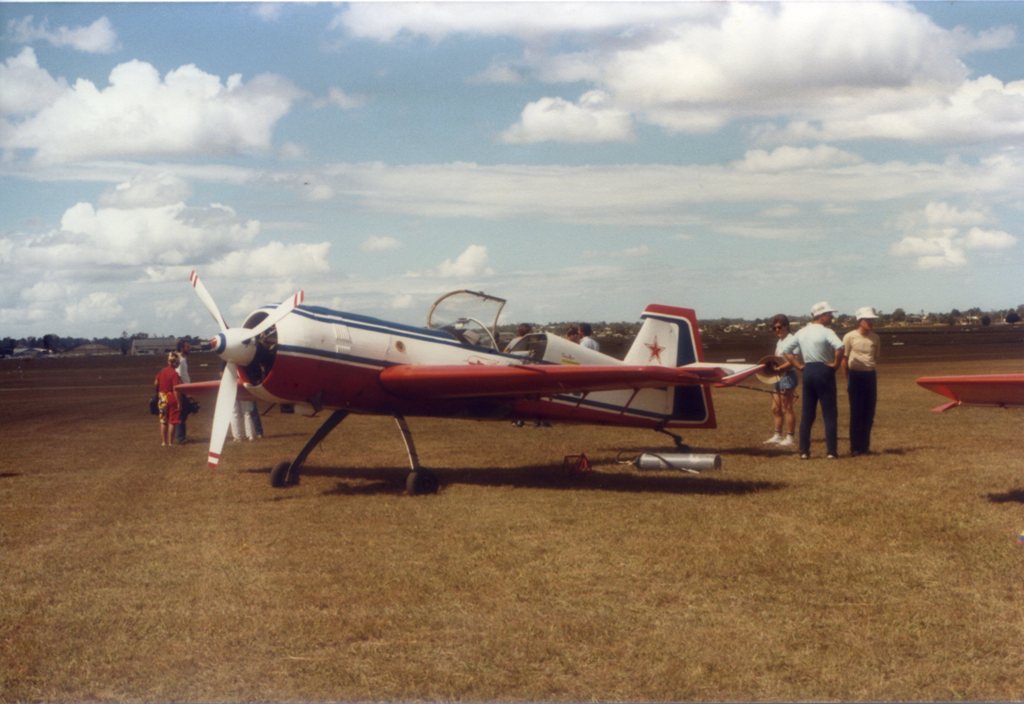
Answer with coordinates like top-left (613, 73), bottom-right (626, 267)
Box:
top-left (427, 290), bottom-right (506, 350)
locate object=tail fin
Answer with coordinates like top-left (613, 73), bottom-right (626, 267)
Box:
top-left (624, 304), bottom-right (715, 427)
top-left (625, 304), bottom-right (704, 367)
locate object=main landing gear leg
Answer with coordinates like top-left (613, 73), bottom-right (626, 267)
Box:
top-left (394, 414), bottom-right (439, 495)
top-left (655, 425), bottom-right (691, 452)
top-left (271, 410), bottom-right (349, 488)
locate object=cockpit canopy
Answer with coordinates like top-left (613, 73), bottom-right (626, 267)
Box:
top-left (426, 290), bottom-right (506, 351)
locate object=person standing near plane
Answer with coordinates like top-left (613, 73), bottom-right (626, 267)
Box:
top-left (174, 340), bottom-right (192, 444)
top-left (154, 352), bottom-right (183, 447)
top-left (579, 323), bottom-right (600, 351)
top-left (764, 314), bottom-right (798, 448)
top-left (782, 301), bottom-right (844, 460)
top-left (842, 307), bottom-right (881, 456)
top-left (504, 323), bottom-right (533, 352)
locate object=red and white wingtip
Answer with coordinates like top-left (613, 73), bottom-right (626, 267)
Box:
top-left (207, 451), bottom-right (221, 469)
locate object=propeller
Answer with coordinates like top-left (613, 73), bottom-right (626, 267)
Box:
top-left (188, 270), bottom-right (304, 469)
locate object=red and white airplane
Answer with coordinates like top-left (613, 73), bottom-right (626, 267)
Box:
top-left (916, 373), bottom-right (1024, 413)
top-left (184, 271), bottom-right (770, 493)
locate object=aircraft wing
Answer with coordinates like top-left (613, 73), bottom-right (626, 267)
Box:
top-left (916, 373), bottom-right (1024, 412)
top-left (379, 361), bottom-right (763, 399)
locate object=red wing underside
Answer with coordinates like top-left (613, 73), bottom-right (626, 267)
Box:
top-left (916, 374), bottom-right (1024, 412)
top-left (378, 363), bottom-right (749, 399)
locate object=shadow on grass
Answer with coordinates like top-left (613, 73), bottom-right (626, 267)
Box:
top-left (987, 488), bottom-right (1024, 504)
top-left (0, 472), bottom-right (21, 479)
top-left (724, 445), bottom-right (917, 458)
top-left (248, 464), bottom-right (786, 497)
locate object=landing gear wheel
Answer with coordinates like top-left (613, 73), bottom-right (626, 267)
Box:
top-left (271, 461), bottom-right (294, 488)
top-left (406, 469), bottom-right (439, 495)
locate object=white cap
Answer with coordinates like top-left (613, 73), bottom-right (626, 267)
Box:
top-left (855, 306), bottom-right (879, 320)
top-left (810, 301), bottom-right (837, 318)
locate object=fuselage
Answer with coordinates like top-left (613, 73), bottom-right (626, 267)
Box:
top-left (237, 303), bottom-right (715, 429)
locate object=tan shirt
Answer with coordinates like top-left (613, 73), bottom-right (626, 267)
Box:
top-left (843, 330), bottom-right (880, 372)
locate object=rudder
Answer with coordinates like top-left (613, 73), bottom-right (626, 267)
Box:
top-left (624, 304), bottom-right (714, 427)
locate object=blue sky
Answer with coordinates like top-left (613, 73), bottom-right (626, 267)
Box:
top-left (1, 2), bottom-right (1022, 338)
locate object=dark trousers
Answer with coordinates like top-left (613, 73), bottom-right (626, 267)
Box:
top-left (800, 363), bottom-right (838, 456)
top-left (175, 406), bottom-right (189, 442)
top-left (847, 369), bottom-right (877, 454)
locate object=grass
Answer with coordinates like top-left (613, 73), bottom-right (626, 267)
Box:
top-left (1, 349), bottom-right (1022, 701)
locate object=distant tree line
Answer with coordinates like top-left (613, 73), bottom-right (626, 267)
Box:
top-left (0, 331), bottom-right (204, 356)
top-left (4, 303), bottom-right (1023, 357)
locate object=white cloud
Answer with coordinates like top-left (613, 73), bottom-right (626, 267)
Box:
top-left (964, 227), bottom-right (1016, 250)
top-left (340, 2), bottom-right (1023, 147)
top-left (7, 199), bottom-right (259, 273)
top-left (209, 241), bottom-right (331, 278)
top-left (390, 293), bottom-right (414, 310)
top-left (7, 15), bottom-right (119, 54)
top-left (761, 204), bottom-right (801, 219)
top-left (318, 154), bottom-right (1024, 226)
top-left (469, 61), bottom-right (524, 85)
top-left (324, 87), bottom-right (369, 110)
top-left (99, 172), bottom-right (191, 208)
top-left (360, 235), bottom-right (401, 252)
top-left (434, 244), bottom-right (492, 278)
top-left (0, 47), bottom-right (68, 115)
top-left (278, 142), bottom-right (307, 160)
top-left (23, 280), bottom-right (71, 304)
top-left (889, 201), bottom-right (1017, 269)
top-left (501, 90), bottom-right (634, 144)
top-left (735, 145), bottom-right (863, 172)
top-left (65, 291), bottom-right (124, 324)
top-left (3, 60), bottom-right (302, 163)
top-left (252, 4), bottom-right (285, 22)
top-left (334, 3), bottom-right (705, 42)
top-left (756, 76), bottom-right (1024, 145)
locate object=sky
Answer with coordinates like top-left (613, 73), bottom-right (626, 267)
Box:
top-left (1, 1), bottom-right (1022, 339)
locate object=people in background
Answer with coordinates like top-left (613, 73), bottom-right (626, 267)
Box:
top-left (231, 399), bottom-right (259, 441)
top-left (578, 323), bottom-right (600, 351)
top-left (782, 301), bottom-right (844, 460)
top-left (154, 352), bottom-right (182, 447)
top-left (504, 323), bottom-right (533, 352)
top-left (843, 306), bottom-right (881, 456)
top-left (764, 314), bottom-right (798, 448)
top-left (174, 340), bottom-right (192, 444)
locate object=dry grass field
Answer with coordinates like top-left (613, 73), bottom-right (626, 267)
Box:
top-left (1, 340), bottom-right (1022, 701)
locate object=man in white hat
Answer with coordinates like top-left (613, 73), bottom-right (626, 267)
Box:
top-left (780, 301), bottom-right (844, 459)
top-left (842, 306), bottom-right (881, 456)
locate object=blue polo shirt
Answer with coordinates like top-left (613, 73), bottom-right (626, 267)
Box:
top-left (781, 323), bottom-right (843, 364)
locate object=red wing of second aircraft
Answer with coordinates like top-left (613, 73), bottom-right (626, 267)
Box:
top-left (916, 373), bottom-right (1024, 412)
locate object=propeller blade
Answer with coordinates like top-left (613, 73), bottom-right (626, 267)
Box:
top-left (245, 290), bottom-right (305, 340)
top-left (207, 363), bottom-right (238, 469)
top-left (189, 270), bottom-right (229, 330)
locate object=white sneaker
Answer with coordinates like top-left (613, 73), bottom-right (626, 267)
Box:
top-left (764, 433), bottom-right (783, 445)
top-left (778, 435), bottom-right (795, 447)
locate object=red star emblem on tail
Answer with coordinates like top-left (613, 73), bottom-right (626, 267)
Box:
top-left (645, 337), bottom-right (665, 363)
